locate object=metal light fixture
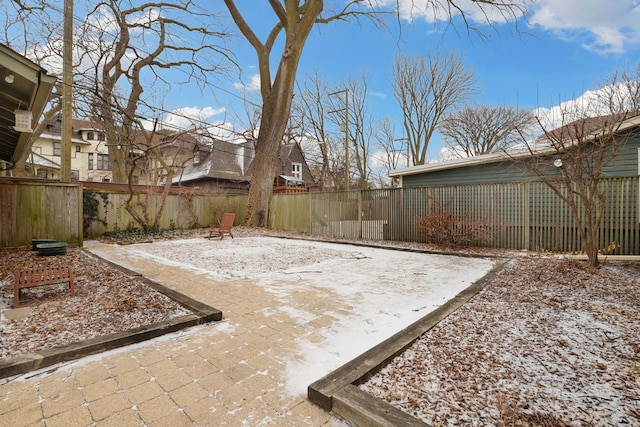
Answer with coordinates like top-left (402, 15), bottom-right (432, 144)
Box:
top-left (553, 158), bottom-right (563, 168)
top-left (13, 109), bottom-right (33, 133)
top-left (5, 74), bottom-right (15, 84)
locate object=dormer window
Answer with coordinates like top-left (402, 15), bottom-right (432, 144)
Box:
top-left (292, 162), bottom-right (302, 179)
top-left (98, 132), bottom-right (106, 141)
top-left (87, 131), bottom-right (95, 141)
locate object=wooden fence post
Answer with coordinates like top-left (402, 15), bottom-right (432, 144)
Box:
top-left (523, 182), bottom-right (530, 250)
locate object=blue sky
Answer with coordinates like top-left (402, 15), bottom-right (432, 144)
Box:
top-left (162, 1), bottom-right (640, 159)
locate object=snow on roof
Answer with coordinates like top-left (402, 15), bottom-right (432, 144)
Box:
top-left (27, 152), bottom-right (60, 168)
top-left (279, 175), bottom-right (304, 184)
top-left (38, 132), bottom-right (89, 145)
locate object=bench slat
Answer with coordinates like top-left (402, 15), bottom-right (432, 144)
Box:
top-left (13, 266), bottom-right (75, 308)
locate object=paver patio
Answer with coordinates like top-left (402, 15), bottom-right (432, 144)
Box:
top-left (0, 237), bottom-right (495, 426)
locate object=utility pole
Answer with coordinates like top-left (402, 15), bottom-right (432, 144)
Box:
top-left (61, 0), bottom-right (73, 182)
top-left (329, 89), bottom-right (349, 190)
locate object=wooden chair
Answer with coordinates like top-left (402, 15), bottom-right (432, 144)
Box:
top-left (209, 213), bottom-right (235, 239)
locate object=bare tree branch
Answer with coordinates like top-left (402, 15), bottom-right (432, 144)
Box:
top-left (440, 103), bottom-right (535, 158)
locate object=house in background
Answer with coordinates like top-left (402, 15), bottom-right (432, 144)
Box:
top-left (0, 43), bottom-right (57, 173)
top-left (28, 117), bottom-right (112, 182)
top-left (28, 117), bottom-right (208, 185)
top-left (174, 141), bottom-right (316, 194)
top-left (271, 142), bottom-right (317, 193)
top-left (384, 113), bottom-right (640, 254)
top-left (389, 114), bottom-right (640, 187)
top-left (173, 138), bottom-right (253, 194)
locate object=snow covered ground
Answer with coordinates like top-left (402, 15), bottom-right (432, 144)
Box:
top-left (87, 236), bottom-right (497, 396)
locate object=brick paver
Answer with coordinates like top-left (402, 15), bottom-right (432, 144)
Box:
top-left (0, 242), bottom-right (344, 426)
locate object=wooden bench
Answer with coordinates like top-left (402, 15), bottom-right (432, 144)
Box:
top-left (13, 266), bottom-right (75, 308)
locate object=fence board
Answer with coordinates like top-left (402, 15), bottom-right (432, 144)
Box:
top-left (4, 177), bottom-right (640, 255)
top-left (0, 180), bottom-right (82, 247)
top-left (271, 177), bottom-right (640, 255)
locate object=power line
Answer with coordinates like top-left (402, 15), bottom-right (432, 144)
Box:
top-left (13, 1), bottom-right (261, 129)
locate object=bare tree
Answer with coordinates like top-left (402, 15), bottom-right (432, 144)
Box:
top-left (294, 73), bottom-right (336, 190)
top-left (597, 64), bottom-right (640, 116)
top-left (369, 117), bottom-right (406, 187)
top-left (439, 103), bottom-right (535, 158)
top-left (1, 2), bottom-right (67, 176)
top-left (341, 72), bottom-right (376, 189)
top-left (77, 1), bottom-right (229, 184)
top-left (513, 110), bottom-right (637, 268)
top-left (514, 66), bottom-right (640, 268)
top-left (392, 51), bottom-right (477, 166)
top-left (222, 0), bottom-right (523, 226)
top-left (122, 122), bottom-right (203, 232)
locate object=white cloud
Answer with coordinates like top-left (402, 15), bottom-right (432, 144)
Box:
top-left (530, 0), bottom-right (640, 54)
top-left (165, 106), bottom-right (226, 129)
top-left (533, 81), bottom-right (638, 129)
top-left (233, 73), bottom-right (261, 92)
top-left (382, 0), bottom-right (527, 25)
top-left (382, 0), bottom-right (640, 54)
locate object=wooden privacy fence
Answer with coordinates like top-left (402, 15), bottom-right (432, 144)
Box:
top-left (84, 189), bottom-right (247, 237)
top-left (3, 177), bottom-right (638, 254)
top-left (0, 180), bottom-right (82, 247)
top-left (270, 177), bottom-right (640, 255)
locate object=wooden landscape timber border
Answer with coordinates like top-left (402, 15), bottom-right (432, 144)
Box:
top-left (0, 249), bottom-right (223, 380)
top-left (308, 259), bottom-right (510, 427)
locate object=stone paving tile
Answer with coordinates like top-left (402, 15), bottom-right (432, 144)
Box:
top-left (169, 381), bottom-right (210, 408)
top-left (123, 379), bottom-right (165, 406)
top-left (0, 381), bottom-right (40, 414)
top-left (113, 364), bottom-right (151, 389)
top-left (80, 377), bottom-right (119, 402)
top-left (2, 402), bottom-right (43, 426)
top-left (137, 393), bottom-right (180, 424)
top-left (0, 242), bottom-right (353, 426)
top-left (44, 405), bottom-right (93, 427)
top-left (40, 388), bottom-right (85, 418)
top-left (87, 392), bottom-right (131, 421)
top-left (93, 408), bottom-right (141, 426)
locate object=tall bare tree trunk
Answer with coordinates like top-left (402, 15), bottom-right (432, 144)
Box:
top-left (245, 49), bottom-right (301, 226)
top-left (223, 0), bottom-right (322, 227)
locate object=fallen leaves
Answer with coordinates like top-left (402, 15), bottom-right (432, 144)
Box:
top-left (0, 247), bottom-right (189, 359)
top-left (361, 257), bottom-right (640, 426)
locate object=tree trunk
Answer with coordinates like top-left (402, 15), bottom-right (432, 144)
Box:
top-left (245, 79), bottom-right (296, 226)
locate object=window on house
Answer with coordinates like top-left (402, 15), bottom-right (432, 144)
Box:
top-left (75, 145), bottom-right (81, 153)
top-left (88, 153), bottom-right (94, 170)
top-left (291, 162), bottom-right (302, 179)
top-left (87, 131), bottom-right (94, 140)
top-left (71, 170), bottom-right (79, 182)
top-left (97, 153), bottom-right (111, 170)
top-left (36, 169), bottom-right (47, 178)
top-left (53, 142), bottom-right (61, 156)
top-left (98, 133), bottom-right (106, 141)
top-left (131, 175), bottom-right (139, 184)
